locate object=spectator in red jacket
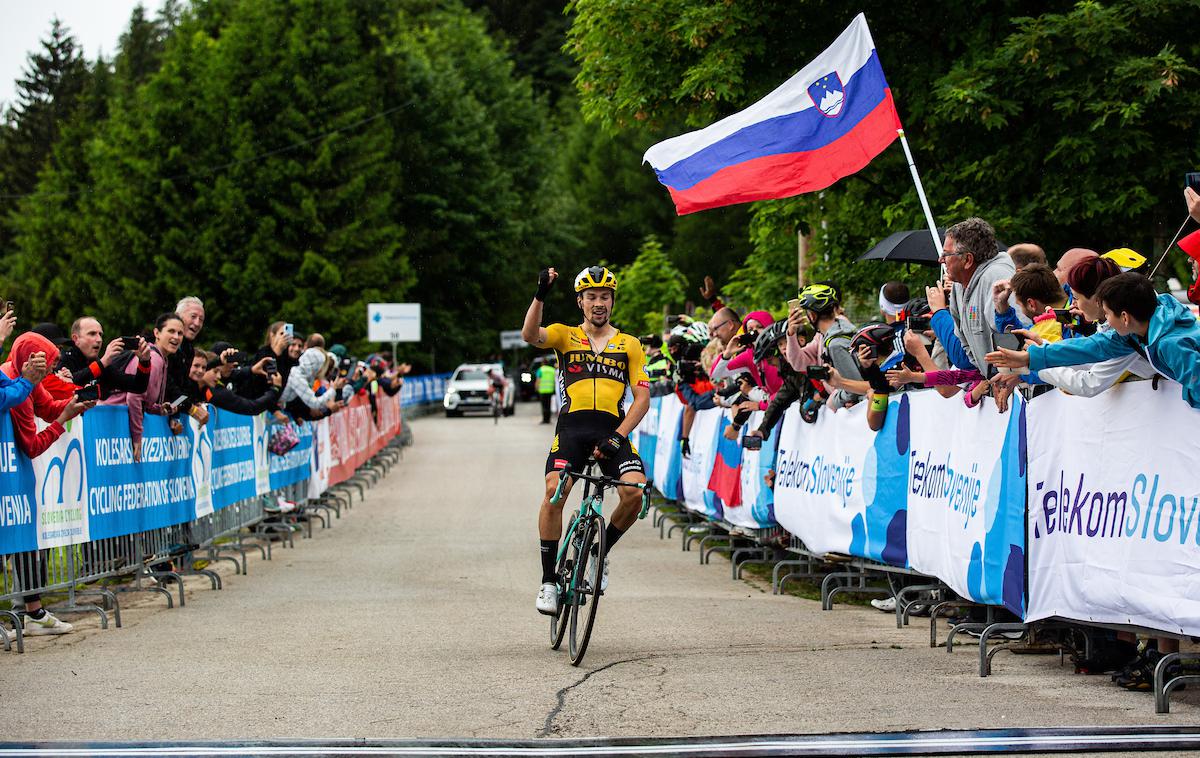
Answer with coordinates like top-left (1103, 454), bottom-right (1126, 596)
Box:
top-left (0, 333), bottom-right (90, 458)
top-left (3, 332), bottom-right (92, 636)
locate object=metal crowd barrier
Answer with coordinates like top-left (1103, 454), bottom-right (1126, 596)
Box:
top-left (0, 404), bottom-right (418, 654)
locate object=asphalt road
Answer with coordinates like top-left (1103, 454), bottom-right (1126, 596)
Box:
top-left (4, 402), bottom-right (1198, 741)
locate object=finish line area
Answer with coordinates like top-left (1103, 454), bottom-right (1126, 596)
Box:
top-left (5, 727), bottom-right (1200, 757)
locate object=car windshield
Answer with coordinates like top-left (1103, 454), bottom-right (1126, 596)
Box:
top-left (454, 369), bottom-right (489, 381)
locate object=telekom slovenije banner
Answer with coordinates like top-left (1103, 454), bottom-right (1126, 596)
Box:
top-left (0, 392), bottom-right (403, 556)
top-left (1026, 380), bottom-right (1200, 635)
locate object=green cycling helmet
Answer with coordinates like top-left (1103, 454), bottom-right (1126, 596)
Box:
top-left (797, 283), bottom-right (840, 314)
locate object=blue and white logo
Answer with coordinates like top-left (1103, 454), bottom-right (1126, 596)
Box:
top-left (808, 72), bottom-right (845, 117)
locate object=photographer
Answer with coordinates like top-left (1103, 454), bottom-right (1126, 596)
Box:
top-left (103, 313), bottom-right (187, 461)
top-left (280, 347), bottom-right (344, 419)
top-left (192, 350), bottom-right (282, 415)
top-left (164, 296), bottom-right (208, 427)
top-left (54, 317), bottom-right (153, 400)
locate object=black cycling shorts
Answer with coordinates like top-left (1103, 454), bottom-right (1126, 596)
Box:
top-left (544, 422), bottom-right (644, 480)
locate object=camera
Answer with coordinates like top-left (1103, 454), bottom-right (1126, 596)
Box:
top-left (735, 331), bottom-right (758, 347)
top-left (741, 434), bottom-right (763, 451)
top-left (639, 333), bottom-right (663, 350)
top-left (74, 383), bottom-right (99, 402)
top-left (225, 350), bottom-right (251, 365)
top-left (120, 336), bottom-right (140, 352)
top-left (1187, 172), bottom-right (1200, 194)
top-left (1052, 308), bottom-right (1074, 324)
top-left (677, 359), bottom-right (701, 384)
top-left (804, 364), bottom-right (831, 381)
top-left (716, 382), bottom-right (743, 400)
top-left (264, 358), bottom-right (278, 376)
top-left (907, 315), bottom-right (931, 332)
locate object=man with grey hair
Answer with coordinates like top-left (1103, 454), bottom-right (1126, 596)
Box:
top-left (165, 295), bottom-right (209, 425)
top-left (926, 217), bottom-right (1015, 378)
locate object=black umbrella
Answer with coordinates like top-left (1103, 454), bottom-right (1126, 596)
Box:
top-left (858, 228), bottom-right (1008, 266)
top-left (857, 228), bottom-right (946, 266)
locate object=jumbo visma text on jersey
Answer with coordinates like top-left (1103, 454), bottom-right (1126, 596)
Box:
top-left (541, 324), bottom-right (649, 423)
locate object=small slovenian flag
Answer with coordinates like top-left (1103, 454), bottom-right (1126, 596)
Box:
top-left (643, 13), bottom-right (901, 215)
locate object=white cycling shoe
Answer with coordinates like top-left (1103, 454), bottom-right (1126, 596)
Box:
top-left (589, 551), bottom-right (609, 594)
top-left (536, 582), bottom-right (560, 616)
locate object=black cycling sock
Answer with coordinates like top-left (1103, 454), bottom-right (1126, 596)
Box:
top-left (539, 539), bottom-right (558, 583)
top-left (27, 608), bottom-right (46, 620)
top-left (602, 523), bottom-right (626, 557)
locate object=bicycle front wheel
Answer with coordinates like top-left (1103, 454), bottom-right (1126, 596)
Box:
top-left (568, 513), bottom-right (606, 666)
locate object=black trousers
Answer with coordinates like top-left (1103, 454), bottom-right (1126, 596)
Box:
top-left (539, 393), bottom-right (552, 423)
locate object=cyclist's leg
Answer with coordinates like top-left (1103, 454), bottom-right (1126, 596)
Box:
top-left (540, 434), bottom-right (586, 582)
top-left (596, 436), bottom-right (646, 557)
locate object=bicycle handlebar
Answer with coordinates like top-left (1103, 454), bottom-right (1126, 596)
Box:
top-left (548, 465), bottom-right (651, 506)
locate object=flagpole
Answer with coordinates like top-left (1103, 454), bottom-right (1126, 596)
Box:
top-left (896, 128), bottom-right (942, 261)
top-left (1148, 216), bottom-right (1193, 279)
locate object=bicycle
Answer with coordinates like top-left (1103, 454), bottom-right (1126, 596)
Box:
top-left (547, 461), bottom-right (652, 666)
top-left (491, 385), bottom-right (503, 425)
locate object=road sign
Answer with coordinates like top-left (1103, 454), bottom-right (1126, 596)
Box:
top-left (500, 330), bottom-right (528, 350)
top-left (368, 303), bottom-right (422, 342)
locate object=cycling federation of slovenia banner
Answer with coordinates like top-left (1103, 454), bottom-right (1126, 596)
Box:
top-left (0, 394), bottom-right (403, 556)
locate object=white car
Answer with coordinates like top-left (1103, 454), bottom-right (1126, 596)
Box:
top-left (444, 363), bottom-right (515, 417)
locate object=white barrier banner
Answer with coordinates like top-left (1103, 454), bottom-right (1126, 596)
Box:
top-left (32, 417), bottom-right (88, 549)
top-left (1027, 380), bottom-right (1200, 635)
top-left (773, 402), bottom-right (876, 558)
top-left (681, 407), bottom-right (723, 519)
top-left (634, 396), bottom-right (661, 483)
top-left (727, 411), bottom-right (776, 530)
top-left (906, 391), bottom-right (1026, 614)
top-left (654, 395), bottom-right (685, 500)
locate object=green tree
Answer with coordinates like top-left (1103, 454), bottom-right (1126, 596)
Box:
top-left (566, 0), bottom-right (1200, 303)
top-left (614, 235), bottom-right (687, 334)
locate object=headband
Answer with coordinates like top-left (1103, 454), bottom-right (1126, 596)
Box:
top-left (879, 286), bottom-right (905, 317)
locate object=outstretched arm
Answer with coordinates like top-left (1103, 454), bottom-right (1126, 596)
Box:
top-left (522, 268), bottom-right (558, 345)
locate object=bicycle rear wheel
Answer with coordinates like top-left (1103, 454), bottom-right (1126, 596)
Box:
top-left (568, 513), bottom-right (606, 666)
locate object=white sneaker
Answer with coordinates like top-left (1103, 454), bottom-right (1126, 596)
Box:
top-left (870, 596), bottom-right (897, 612)
top-left (589, 551), bottom-right (609, 593)
top-left (23, 610), bottom-right (73, 636)
top-left (536, 582), bottom-right (559, 616)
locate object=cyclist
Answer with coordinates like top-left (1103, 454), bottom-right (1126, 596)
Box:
top-left (521, 266), bottom-right (650, 616)
top-left (487, 366), bottom-right (507, 411)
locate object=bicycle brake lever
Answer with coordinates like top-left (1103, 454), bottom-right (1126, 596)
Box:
top-left (550, 467), bottom-right (572, 505)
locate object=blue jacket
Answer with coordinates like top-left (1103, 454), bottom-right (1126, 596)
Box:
top-left (0, 375), bottom-right (33, 413)
top-left (1027, 294), bottom-right (1200, 408)
top-left (931, 309), bottom-right (977, 371)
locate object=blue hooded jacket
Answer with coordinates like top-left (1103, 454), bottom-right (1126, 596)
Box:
top-left (1027, 294), bottom-right (1200, 408)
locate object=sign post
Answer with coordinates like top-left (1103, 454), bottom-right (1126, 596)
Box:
top-left (368, 304), bottom-right (422, 365)
top-left (500, 330), bottom-right (528, 383)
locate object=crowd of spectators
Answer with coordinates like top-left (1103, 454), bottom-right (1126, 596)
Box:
top-left (6, 297), bottom-right (412, 637)
top-left (639, 188), bottom-right (1200, 692)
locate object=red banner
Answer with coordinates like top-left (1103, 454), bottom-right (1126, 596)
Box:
top-left (327, 393), bottom-right (402, 486)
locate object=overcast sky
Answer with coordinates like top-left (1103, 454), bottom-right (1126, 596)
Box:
top-left (1, 0), bottom-right (167, 110)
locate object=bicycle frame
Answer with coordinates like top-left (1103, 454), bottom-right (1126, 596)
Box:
top-left (550, 463), bottom-right (653, 571)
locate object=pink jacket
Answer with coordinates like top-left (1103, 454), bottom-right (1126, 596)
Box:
top-left (103, 346), bottom-right (168, 447)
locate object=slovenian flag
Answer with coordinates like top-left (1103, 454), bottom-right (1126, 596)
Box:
top-left (643, 14), bottom-right (901, 215)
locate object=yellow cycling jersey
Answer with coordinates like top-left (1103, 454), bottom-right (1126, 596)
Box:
top-left (541, 324), bottom-right (649, 421)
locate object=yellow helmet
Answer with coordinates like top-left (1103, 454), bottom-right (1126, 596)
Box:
top-left (574, 265), bottom-right (618, 293)
top-left (1101, 248), bottom-right (1147, 271)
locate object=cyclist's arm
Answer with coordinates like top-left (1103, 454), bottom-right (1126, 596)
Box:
top-left (522, 297), bottom-right (549, 345)
top-left (616, 384), bottom-right (649, 438)
top-left (616, 337), bottom-right (651, 438)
